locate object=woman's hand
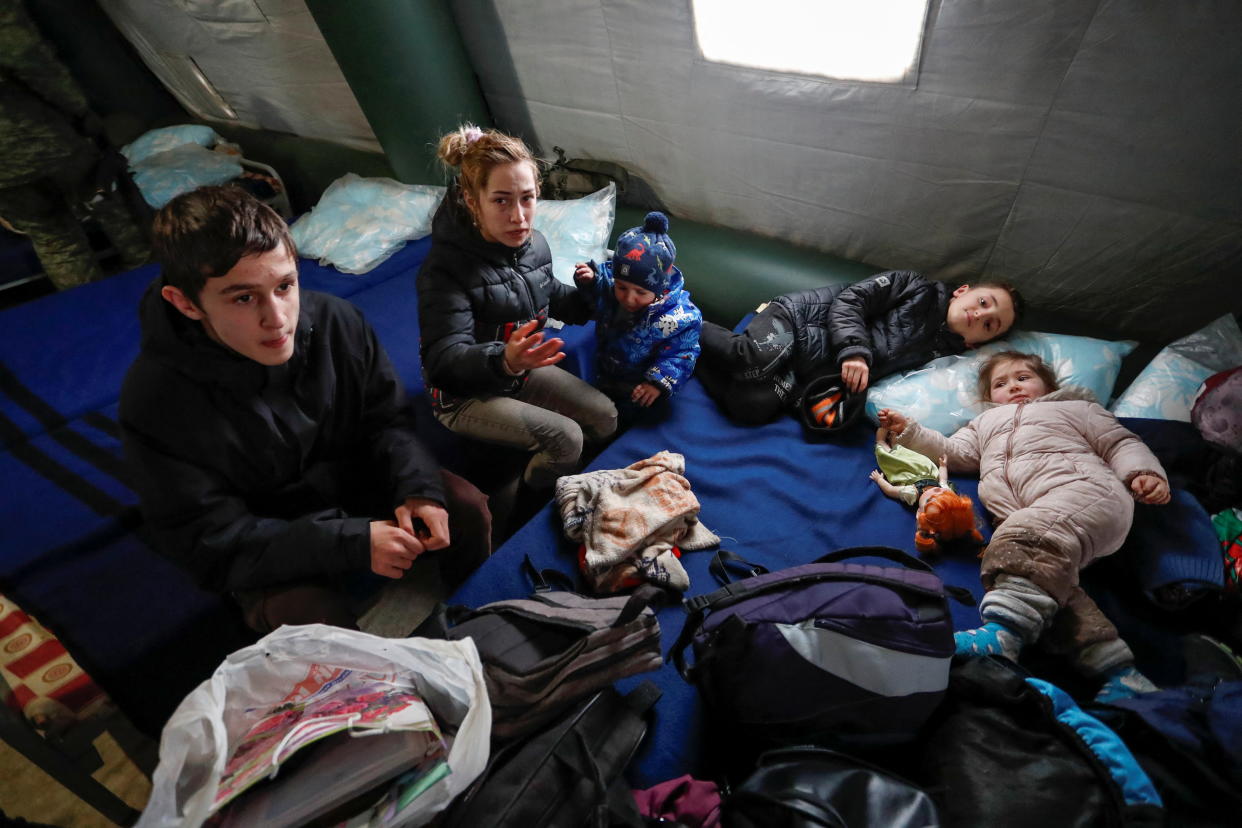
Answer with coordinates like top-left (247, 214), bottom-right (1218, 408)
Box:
top-left (503, 319), bottom-right (565, 374)
top-left (877, 408), bottom-right (908, 435)
top-left (841, 357), bottom-right (870, 392)
top-left (1131, 473), bottom-right (1171, 505)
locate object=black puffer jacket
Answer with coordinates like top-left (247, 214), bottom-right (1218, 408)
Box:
top-left (774, 270), bottom-right (967, 384)
top-left (120, 284), bottom-right (445, 593)
top-left (417, 184), bottom-right (591, 409)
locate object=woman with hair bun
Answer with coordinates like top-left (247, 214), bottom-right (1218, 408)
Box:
top-left (417, 125), bottom-right (617, 505)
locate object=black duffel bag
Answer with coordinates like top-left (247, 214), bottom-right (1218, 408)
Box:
top-left (722, 746), bottom-right (939, 828)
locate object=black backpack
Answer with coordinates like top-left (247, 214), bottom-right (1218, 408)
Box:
top-left (439, 682), bottom-right (660, 828)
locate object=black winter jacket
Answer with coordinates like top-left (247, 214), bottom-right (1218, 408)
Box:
top-left (119, 284), bottom-right (444, 594)
top-left (774, 270), bottom-right (968, 384)
top-left (416, 184), bottom-right (591, 410)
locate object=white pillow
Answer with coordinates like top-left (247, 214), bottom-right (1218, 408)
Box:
top-left (533, 183), bottom-right (616, 284)
top-left (122, 124), bottom-right (221, 165)
top-left (866, 331), bottom-right (1137, 435)
top-left (1110, 315), bottom-right (1242, 421)
top-left (291, 175), bottom-right (445, 274)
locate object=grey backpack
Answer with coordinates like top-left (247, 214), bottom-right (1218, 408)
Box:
top-left (445, 564), bottom-right (663, 741)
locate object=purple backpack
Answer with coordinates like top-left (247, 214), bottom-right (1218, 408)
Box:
top-left (670, 547), bottom-right (972, 764)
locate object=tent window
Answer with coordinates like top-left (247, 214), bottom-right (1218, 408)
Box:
top-left (691, 0), bottom-right (930, 84)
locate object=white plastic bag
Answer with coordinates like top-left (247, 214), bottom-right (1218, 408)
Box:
top-left (137, 625), bottom-right (490, 828)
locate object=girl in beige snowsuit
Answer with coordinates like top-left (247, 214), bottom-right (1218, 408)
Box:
top-left (879, 351), bottom-right (1170, 703)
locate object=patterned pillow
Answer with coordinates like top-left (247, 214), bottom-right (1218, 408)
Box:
top-left (1111, 315), bottom-right (1242, 422)
top-left (291, 175), bottom-right (446, 274)
top-left (291, 178), bottom-right (616, 278)
top-left (533, 183), bottom-right (616, 284)
top-left (866, 331), bottom-right (1136, 435)
top-left (128, 143), bottom-right (244, 209)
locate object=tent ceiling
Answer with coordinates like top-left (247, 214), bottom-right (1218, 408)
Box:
top-left (98, 0), bottom-right (380, 153)
top-left (452, 0), bottom-right (1242, 340)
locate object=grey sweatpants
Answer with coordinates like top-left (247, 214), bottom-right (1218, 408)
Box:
top-left (436, 365), bottom-right (618, 488)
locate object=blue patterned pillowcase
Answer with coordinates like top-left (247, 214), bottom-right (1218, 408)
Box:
top-left (1111, 315), bottom-right (1242, 421)
top-left (128, 144), bottom-right (243, 209)
top-left (533, 184), bottom-right (616, 284)
top-left (866, 331), bottom-right (1136, 435)
top-left (291, 178), bottom-right (615, 277)
top-left (292, 175), bottom-right (446, 274)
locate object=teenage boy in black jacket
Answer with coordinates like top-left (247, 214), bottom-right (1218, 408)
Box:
top-left (696, 271), bottom-right (1022, 425)
top-left (119, 186), bottom-right (491, 633)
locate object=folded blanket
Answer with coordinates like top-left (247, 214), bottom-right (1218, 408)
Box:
top-left (556, 451), bottom-right (719, 592)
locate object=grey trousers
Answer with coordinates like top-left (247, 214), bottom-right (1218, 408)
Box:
top-left (436, 366), bottom-right (618, 488)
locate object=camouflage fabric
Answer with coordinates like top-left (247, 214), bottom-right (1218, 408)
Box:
top-left (0, 0), bottom-right (93, 187)
top-left (0, 0), bottom-right (149, 288)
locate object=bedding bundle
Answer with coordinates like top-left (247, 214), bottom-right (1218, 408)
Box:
top-left (555, 450), bottom-right (719, 593)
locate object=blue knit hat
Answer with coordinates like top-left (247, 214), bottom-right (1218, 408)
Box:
top-left (612, 211), bottom-right (677, 294)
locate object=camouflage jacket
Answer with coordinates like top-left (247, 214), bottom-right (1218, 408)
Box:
top-left (0, 0), bottom-right (95, 187)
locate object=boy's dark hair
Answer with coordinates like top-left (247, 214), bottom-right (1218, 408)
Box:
top-left (974, 280), bottom-right (1025, 334)
top-left (976, 350), bottom-right (1060, 403)
top-left (152, 185), bottom-right (295, 304)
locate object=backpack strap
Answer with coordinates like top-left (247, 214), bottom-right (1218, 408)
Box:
top-left (814, 546), bottom-right (931, 572)
top-left (615, 583), bottom-right (671, 626)
top-left (816, 547), bottom-right (974, 605)
top-left (522, 554), bottom-right (577, 593)
top-left (709, 549), bottom-right (771, 586)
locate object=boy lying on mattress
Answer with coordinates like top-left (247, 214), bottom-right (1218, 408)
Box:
top-left (696, 272), bottom-right (1023, 424)
top-left (118, 186), bottom-right (492, 633)
top-left (879, 350), bottom-right (1171, 703)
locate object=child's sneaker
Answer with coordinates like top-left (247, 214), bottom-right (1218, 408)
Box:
top-left (954, 621), bottom-right (1022, 660)
top-left (1094, 664), bottom-right (1158, 704)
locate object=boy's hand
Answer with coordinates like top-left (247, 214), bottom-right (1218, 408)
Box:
top-left (573, 262), bottom-right (594, 283)
top-left (396, 497), bottom-right (451, 550)
top-left (632, 382), bottom-right (661, 407)
top-left (503, 319), bottom-right (565, 373)
top-left (841, 357), bottom-right (870, 392)
top-left (369, 521), bottom-right (424, 578)
top-left (877, 408), bottom-right (908, 435)
top-left (1131, 474), bottom-right (1171, 505)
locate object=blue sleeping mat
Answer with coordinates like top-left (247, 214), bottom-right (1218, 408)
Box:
top-left (0, 238), bottom-right (442, 734)
top-left (449, 376), bottom-right (1225, 788)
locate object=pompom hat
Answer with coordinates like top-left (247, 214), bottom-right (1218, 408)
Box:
top-left (612, 211), bottom-right (677, 294)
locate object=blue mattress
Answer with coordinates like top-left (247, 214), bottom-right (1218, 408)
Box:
top-left (0, 231), bottom-right (1223, 762)
top-left (449, 376), bottom-right (1225, 788)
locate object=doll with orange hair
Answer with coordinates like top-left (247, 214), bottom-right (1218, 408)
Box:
top-left (870, 428), bottom-right (984, 556)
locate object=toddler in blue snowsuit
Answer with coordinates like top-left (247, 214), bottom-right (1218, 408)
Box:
top-left (574, 211), bottom-right (702, 412)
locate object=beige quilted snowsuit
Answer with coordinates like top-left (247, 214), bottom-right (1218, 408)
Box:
top-left (899, 387), bottom-right (1167, 666)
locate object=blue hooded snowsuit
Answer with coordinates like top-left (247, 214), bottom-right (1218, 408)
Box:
top-left (578, 260), bottom-right (702, 398)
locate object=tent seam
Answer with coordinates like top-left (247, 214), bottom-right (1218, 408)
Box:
top-left (981, 0), bottom-right (1106, 277)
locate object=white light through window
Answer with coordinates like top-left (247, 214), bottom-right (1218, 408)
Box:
top-left (692, 0), bottom-right (930, 84)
